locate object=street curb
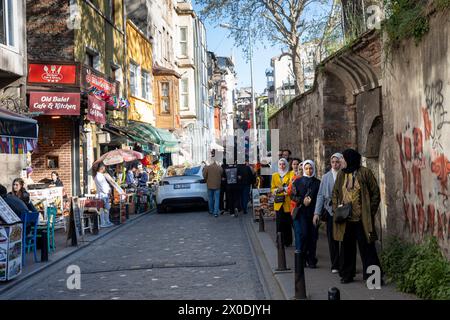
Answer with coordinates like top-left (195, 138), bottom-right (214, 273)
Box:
top-left (244, 215), bottom-right (289, 300)
top-left (0, 209), bottom-right (156, 295)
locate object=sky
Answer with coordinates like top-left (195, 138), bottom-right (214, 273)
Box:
top-left (192, 1), bottom-right (333, 95)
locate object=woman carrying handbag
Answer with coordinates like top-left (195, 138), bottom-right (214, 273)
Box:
top-left (271, 158), bottom-right (294, 247)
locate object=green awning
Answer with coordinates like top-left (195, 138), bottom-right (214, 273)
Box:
top-left (153, 127), bottom-right (179, 153)
top-left (127, 121), bottom-right (179, 153)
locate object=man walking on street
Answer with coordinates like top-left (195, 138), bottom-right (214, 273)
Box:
top-left (313, 153), bottom-right (343, 274)
top-left (202, 155), bottom-right (223, 217)
top-left (238, 159), bottom-right (256, 215)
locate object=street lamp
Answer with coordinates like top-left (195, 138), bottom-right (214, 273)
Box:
top-left (219, 23), bottom-right (257, 160)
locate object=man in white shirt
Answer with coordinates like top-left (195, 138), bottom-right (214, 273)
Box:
top-left (94, 163), bottom-right (113, 227)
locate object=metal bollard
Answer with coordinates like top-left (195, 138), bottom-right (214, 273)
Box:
top-left (294, 250), bottom-right (307, 299)
top-left (92, 212), bottom-right (99, 235)
top-left (328, 287), bottom-right (340, 300)
top-left (41, 230), bottom-right (48, 262)
top-left (258, 210), bottom-right (265, 232)
top-left (275, 232), bottom-right (289, 271)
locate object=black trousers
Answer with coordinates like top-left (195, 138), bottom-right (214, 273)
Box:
top-left (276, 207), bottom-right (293, 247)
top-left (220, 184), bottom-right (227, 211)
top-left (326, 211), bottom-right (340, 270)
top-left (339, 221), bottom-right (382, 280)
top-left (226, 184), bottom-right (241, 214)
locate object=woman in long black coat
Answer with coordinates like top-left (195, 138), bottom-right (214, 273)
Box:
top-left (291, 160), bottom-right (321, 267)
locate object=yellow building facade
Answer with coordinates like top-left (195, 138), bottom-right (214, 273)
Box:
top-left (126, 20), bottom-right (155, 125)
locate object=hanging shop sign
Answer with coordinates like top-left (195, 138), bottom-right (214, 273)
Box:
top-left (28, 63), bottom-right (77, 85)
top-left (87, 95), bottom-right (106, 124)
top-left (29, 92), bottom-right (80, 115)
top-left (82, 67), bottom-right (117, 95)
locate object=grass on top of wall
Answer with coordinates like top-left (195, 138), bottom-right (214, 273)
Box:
top-left (383, 0), bottom-right (450, 50)
top-left (380, 236), bottom-right (450, 300)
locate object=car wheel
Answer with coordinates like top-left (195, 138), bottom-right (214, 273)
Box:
top-left (157, 205), bottom-right (166, 213)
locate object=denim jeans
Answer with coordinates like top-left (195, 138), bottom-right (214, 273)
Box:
top-left (208, 189), bottom-right (220, 215)
top-left (293, 212), bottom-right (318, 266)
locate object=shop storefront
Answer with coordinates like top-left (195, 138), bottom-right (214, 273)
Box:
top-left (0, 109), bottom-right (39, 188)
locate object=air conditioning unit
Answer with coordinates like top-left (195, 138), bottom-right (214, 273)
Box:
top-left (97, 132), bottom-right (111, 144)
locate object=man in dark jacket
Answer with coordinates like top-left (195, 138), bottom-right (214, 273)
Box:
top-left (237, 160), bottom-right (256, 214)
top-left (225, 162), bottom-right (241, 217)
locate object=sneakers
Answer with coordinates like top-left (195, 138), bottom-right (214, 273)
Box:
top-left (331, 269), bottom-right (339, 274)
top-left (214, 214), bottom-right (218, 218)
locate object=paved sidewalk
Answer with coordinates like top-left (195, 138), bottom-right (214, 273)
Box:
top-left (246, 214), bottom-right (418, 300)
top-left (0, 210), bottom-right (154, 294)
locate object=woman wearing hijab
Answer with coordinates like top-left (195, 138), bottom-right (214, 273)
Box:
top-left (291, 160), bottom-right (321, 267)
top-left (332, 149), bottom-right (382, 284)
top-left (271, 158), bottom-right (294, 247)
top-left (287, 158), bottom-right (302, 214)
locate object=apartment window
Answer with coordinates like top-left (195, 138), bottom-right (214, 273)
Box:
top-left (141, 70), bottom-right (151, 101)
top-left (85, 49), bottom-right (100, 71)
top-left (0, 0), bottom-right (15, 47)
top-left (179, 27), bottom-right (187, 57)
top-left (160, 82), bottom-right (170, 114)
top-left (180, 78), bottom-right (189, 111)
top-left (166, 31), bottom-right (170, 61)
top-left (129, 62), bottom-right (138, 97)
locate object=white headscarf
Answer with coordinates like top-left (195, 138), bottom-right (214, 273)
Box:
top-left (302, 160), bottom-right (316, 178)
top-left (278, 158), bottom-right (289, 178)
top-left (331, 152), bottom-right (343, 181)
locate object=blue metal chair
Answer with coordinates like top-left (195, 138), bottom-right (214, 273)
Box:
top-left (35, 206), bottom-right (57, 254)
top-left (21, 210), bottom-right (39, 266)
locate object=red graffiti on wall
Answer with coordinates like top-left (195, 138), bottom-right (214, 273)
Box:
top-left (422, 107), bottom-right (432, 141)
top-left (397, 133), bottom-right (410, 194)
top-left (437, 211), bottom-right (444, 240)
top-left (431, 154), bottom-right (450, 192)
top-left (427, 204), bottom-right (435, 235)
top-left (404, 136), bottom-right (412, 161)
top-left (413, 128), bottom-right (423, 158)
top-left (417, 204), bottom-right (425, 235)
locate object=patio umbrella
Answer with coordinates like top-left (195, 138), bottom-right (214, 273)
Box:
top-left (92, 149), bottom-right (144, 169)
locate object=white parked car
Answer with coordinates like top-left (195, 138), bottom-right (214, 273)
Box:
top-left (155, 165), bottom-right (208, 213)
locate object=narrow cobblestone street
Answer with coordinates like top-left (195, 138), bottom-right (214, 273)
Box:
top-left (0, 211), bottom-right (266, 300)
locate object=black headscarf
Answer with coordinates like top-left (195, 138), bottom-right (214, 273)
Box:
top-left (342, 149), bottom-right (361, 174)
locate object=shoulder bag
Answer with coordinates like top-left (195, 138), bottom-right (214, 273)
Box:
top-left (334, 203), bottom-right (352, 223)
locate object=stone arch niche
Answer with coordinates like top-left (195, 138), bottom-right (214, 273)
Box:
top-left (320, 31), bottom-right (385, 244)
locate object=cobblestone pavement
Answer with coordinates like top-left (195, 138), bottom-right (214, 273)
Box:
top-left (1, 210), bottom-right (266, 300)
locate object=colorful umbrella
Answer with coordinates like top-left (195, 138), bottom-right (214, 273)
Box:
top-left (92, 149), bottom-right (144, 168)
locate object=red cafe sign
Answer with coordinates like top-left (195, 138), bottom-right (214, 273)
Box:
top-left (29, 92), bottom-right (80, 115)
top-left (28, 64), bottom-right (77, 84)
top-left (87, 95), bottom-right (106, 124)
top-left (83, 67), bottom-right (116, 95)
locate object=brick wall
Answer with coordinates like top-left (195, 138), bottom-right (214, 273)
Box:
top-left (31, 116), bottom-right (73, 196)
top-left (26, 0), bottom-right (74, 61)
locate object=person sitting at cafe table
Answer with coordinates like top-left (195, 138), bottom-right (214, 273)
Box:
top-left (49, 171), bottom-right (63, 187)
top-left (9, 178), bottom-right (36, 212)
top-left (137, 164), bottom-right (149, 188)
top-left (0, 184), bottom-right (31, 218)
top-left (126, 163), bottom-right (138, 188)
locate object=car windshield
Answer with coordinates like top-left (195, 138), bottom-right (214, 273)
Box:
top-left (165, 165), bottom-right (202, 177)
top-left (183, 166), bottom-right (201, 176)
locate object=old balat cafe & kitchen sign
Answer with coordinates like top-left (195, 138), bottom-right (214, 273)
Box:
top-left (26, 62), bottom-right (124, 196)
